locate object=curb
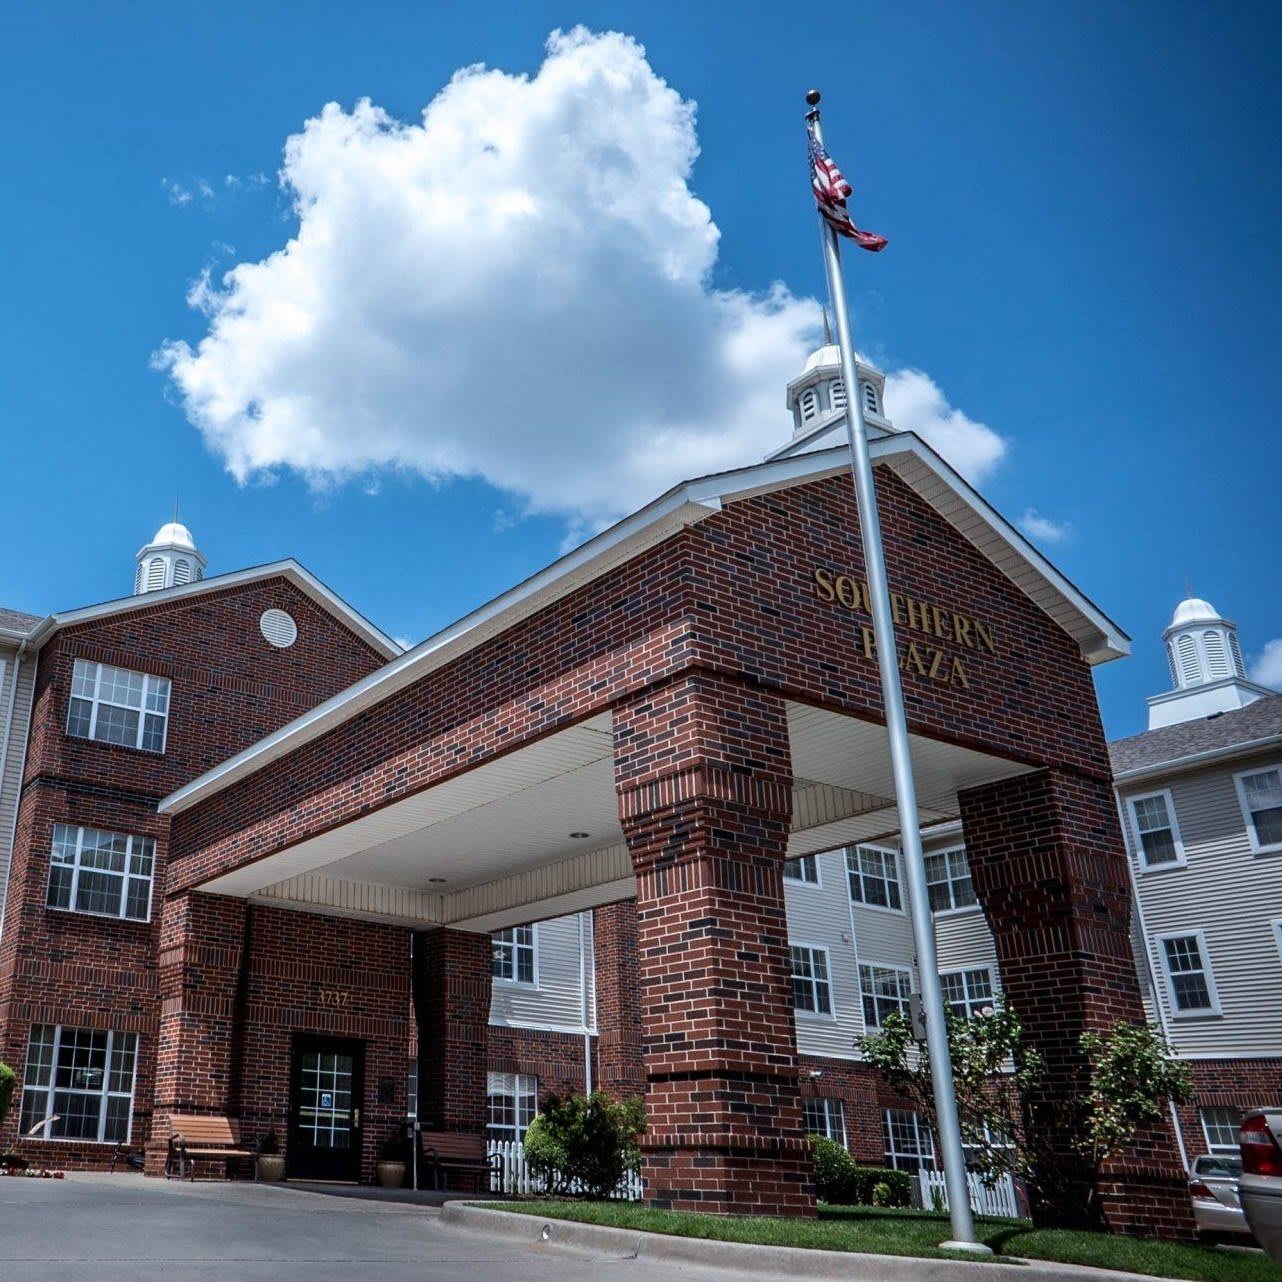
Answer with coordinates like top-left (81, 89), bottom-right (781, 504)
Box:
top-left (439, 1202), bottom-right (1190, 1282)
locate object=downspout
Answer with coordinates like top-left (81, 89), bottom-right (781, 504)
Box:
top-left (0, 639), bottom-right (32, 946)
top-left (579, 911), bottom-right (593, 1094)
top-left (1114, 793), bottom-right (1190, 1171)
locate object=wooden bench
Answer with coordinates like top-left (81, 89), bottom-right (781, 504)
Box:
top-left (165, 1114), bottom-right (255, 1181)
top-left (418, 1131), bottom-right (501, 1192)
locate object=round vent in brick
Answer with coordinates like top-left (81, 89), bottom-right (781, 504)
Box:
top-left (260, 609), bottom-right (298, 649)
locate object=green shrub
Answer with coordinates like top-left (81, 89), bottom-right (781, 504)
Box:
top-left (523, 1091), bottom-right (646, 1200)
top-left (808, 1137), bottom-right (911, 1207)
top-left (0, 1062), bottom-right (14, 1134)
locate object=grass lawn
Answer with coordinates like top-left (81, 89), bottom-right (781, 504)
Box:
top-left (479, 1200), bottom-right (1278, 1282)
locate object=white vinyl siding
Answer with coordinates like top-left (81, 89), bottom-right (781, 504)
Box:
top-left (0, 647), bottom-right (37, 937)
top-left (18, 1024), bottom-right (138, 1144)
top-left (489, 913), bottom-right (596, 1035)
top-left (67, 659), bottom-right (170, 753)
top-left (1127, 790), bottom-right (1185, 869)
top-left (1235, 765), bottom-right (1282, 854)
top-left (803, 1097), bottom-right (846, 1145)
top-left (1156, 931), bottom-right (1221, 1017)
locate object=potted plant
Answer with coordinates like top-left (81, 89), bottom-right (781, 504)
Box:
top-left (376, 1129), bottom-right (409, 1189)
top-left (257, 1129), bottom-right (286, 1182)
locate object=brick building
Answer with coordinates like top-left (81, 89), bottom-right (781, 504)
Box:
top-left (0, 346), bottom-right (1207, 1233)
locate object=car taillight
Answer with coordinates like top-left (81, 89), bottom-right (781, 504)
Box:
top-left (1241, 1116), bottom-right (1282, 1177)
top-left (1189, 1180), bottom-right (1215, 1198)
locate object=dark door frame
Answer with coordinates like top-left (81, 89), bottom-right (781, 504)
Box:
top-left (287, 1032), bottom-right (366, 1182)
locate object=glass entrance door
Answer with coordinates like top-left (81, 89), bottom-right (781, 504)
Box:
top-left (288, 1034), bottom-right (365, 1181)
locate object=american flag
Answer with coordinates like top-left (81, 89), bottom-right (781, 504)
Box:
top-left (808, 135), bottom-right (887, 253)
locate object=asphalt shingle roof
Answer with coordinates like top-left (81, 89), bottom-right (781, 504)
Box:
top-left (0, 605), bottom-right (42, 634)
top-left (1109, 692), bottom-right (1282, 775)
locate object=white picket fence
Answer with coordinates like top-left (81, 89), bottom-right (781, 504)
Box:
top-left (917, 1169), bottom-right (1020, 1218)
top-left (487, 1139), bottom-right (642, 1201)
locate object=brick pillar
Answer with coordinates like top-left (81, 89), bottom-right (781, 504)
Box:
top-left (145, 891), bottom-right (247, 1174)
top-left (960, 769), bottom-right (1195, 1237)
top-left (592, 901), bottom-right (644, 1098)
top-left (412, 928), bottom-right (490, 1133)
top-left (614, 674), bottom-right (812, 1217)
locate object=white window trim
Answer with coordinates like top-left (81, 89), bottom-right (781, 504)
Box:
top-left (492, 924), bottom-right (539, 988)
top-left (21, 1024), bottom-right (139, 1145)
top-left (1155, 929), bottom-right (1222, 1019)
top-left (883, 1107), bottom-right (936, 1172)
top-left (939, 965), bottom-right (997, 1020)
top-left (858, 960), bottom-right (915, 1030)
top-left (846, 844), bottom-right (905, 915)
top-left (923, 845), bottom-right (981, 916)
top-left (485, 1071), bottom-right (538, 1141)
top-left (783, 854), bottom-right (822, 888)
top-left (67, 659), bottom-right (171, 754)
top-left (790, 941), bottom-right (835, 1019)
top-left (802, 1096), bottom-right (847, 1147)
top-left (1126, 788), bottom-right (1187, 871)
top-left (1200, 1106), bottom-right (1243, 1157)
top-left (46, 824), bottom-right (156, 923)
top-left (1233, 764), bottom-right (1282, 855)
top-left (1272, 918), bottom-right (1282, 967)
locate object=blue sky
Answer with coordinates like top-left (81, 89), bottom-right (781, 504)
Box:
top-left (2, 2), bottom-right (1278, 738)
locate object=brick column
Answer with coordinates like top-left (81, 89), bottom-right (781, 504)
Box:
top-left (592, 901), bottom-right (644, 1098)
top-left (959, 769), bottom-right (1195, 1237)
top-left (614, 674), bottom-right (811, 1217)
top-left (411, 928), bottom-right (490, 1133)
top-left (145, 891), bottom-right (248, 1174)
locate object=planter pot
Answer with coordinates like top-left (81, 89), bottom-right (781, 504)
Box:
top-left (376, 1160), bottom-right (407, 1189)
top-left (257, 1154), bottom-right (286, 1182)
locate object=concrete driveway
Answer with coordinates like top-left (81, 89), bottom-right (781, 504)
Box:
top-left (0, 1173), bottom-right (733, 1282)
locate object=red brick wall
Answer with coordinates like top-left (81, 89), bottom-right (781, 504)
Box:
top-left (488, 1026), bottom-right (590, 1101)
top-left (0, 575), bottom-right (389, 1164)
top-left (593, 901), bottom-right (643, 1097)
top-left (1176, 1058), bottom-right (1282, 1154)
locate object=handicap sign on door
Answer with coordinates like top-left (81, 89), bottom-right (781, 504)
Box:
top-left (320, 1091), bottom-right (333, 1109)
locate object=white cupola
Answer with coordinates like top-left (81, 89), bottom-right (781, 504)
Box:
top-left (1146, 595), bottom-right (1270, 729)
top-left (769, 320), bottom-right (895, 462)
top-left (134, 519), bottom-right (207, 595)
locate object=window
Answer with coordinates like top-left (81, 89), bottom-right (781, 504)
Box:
top-left (846, 845), bottom-right (902, 911)
top-left (803, 1097), bottom-right (846, 1145)
top-left (1157, 932), bottom-right (1221, 1016)
top-left (67, 659), bottom-right (170, 753)
top-left (784, 854), bottom-right (820, 885)
top-left (939, 968), bottom-right (995, 1020)
top-left (1201, 1106), bottom-right (1243, 1157)
top-left (486, 1072), bottom-right (537, 1141)
top-left (829, 379), bottom-right (847, 411)
top-left (883, 1109), bottom-right (935, 1172)
top-left (923, 847), bottom-right (978, 912)
top-left (799, 388), bottom-right (819, 422)
top-left (1127, 790), bottom-right (1184, 868)
top-left (790, 945), bottom-right (833, 1015)
top-left (492, 925), bottom-right (536, 984)
top-left (19, 1024), bottom-right (138, 1144)
top-left (1235, 766), bottom-right (1282, 853)
top-left (859, 963), bottom-right (913, 1028)
top-left (47, 824), bottom-right (155, 922)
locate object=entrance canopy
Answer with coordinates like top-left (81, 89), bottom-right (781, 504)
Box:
top-left (195, 700), bottom-right (1032, 932)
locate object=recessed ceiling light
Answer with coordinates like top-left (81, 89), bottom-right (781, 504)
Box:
top-left (427, 877), bottom-right (447, 884)
top-left (569, 832), bottom-right (590, 839)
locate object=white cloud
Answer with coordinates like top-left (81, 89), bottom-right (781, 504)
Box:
top-left (1250, 639), bottom-right (1282, 689)
top-left (1016, 507), bottom-right (1072, 544)
top-left (159, 27), bottom-right (1005, 531)
top-left (162, 178), bottom-right (193, 206)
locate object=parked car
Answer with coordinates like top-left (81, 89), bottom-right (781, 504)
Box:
top-left (1188, 1153), bottom-right (1248, 1239)
top-left (1240, 1109), bottom-right (1282, 1263)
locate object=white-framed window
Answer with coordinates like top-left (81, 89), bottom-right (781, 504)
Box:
top-left (1126, 790), bottom-right (1185, 869)
top-left (790, 944), bottom-right (833, 1016)
top-left (803, 1097), bottom-right (846, 1146)
top-left (846, 845), bottom-right (903, 911)
top-left (784, 854), bottom-right (820, 885)
top-left (1201, 1106), bottom-right (1244, 1157)
top-left (923, 847), bottom-right (978, 912)
top-left (492, 925), bottom-right (536, 985)
top-left (1156, 931), bottom-right (1221, 1016)
top-left (1235, 765), bottom-right (1282, 854)
top-left (883, 1108), bottom-right (935, 1172)
top-left (18, 1024), bottom-right (138, 1144)
top-left (939, 967), bottom-right (995, 1020)
top-left (829, 378), bottom-right (847, 411)
top-left (46, 824), bottom-right (155, 922)
top-left (859, 962), bottom-right (913, 1029)
top-left (799, 388), bottom-right (820, 422)
top-left (486, 1072), bottom-right (537, 1141)
top-left (1274, 918), bottom-right (1282, 966)
top-left (67, 659), bottom-right (171, 753)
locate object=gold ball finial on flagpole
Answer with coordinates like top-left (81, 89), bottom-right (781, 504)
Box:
top-left (805, 89), bottom-right (821, 106)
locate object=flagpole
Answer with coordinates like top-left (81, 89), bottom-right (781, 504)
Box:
top-left (804, 89), bottom-right (990, 1256)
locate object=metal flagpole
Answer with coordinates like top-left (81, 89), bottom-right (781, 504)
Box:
top-left (804, 89), bottom-right (991, 1255)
